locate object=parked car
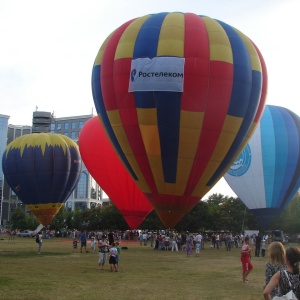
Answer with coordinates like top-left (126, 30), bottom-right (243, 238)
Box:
top-left (17, 230), bottom-right (35, 237)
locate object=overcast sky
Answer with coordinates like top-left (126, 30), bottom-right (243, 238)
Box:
top-left (0, 0), bottom-right (298, 198)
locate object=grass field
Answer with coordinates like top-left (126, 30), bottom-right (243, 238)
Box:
top-left (0, 233), bottom-right (287, 300)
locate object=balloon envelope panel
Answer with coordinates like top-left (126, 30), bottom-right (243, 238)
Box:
top-left (2, 133), bottom-right (82, 225)
top-left (78, 116), bottom-right (153, 229)
top-left (225, 105), bottom-right (300, 228)
top-left (92, 12), bottom-right (267, 227)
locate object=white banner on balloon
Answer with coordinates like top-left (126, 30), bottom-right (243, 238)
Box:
top-left (128, 57), bottom-right (185, 92)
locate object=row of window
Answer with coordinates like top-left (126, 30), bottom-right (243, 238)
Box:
top-left (50, 121), bottom-right (84, 131)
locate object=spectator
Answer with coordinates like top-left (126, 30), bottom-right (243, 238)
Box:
top-left (185, 232), bottom-right (193, 257)
top-left (97, 238), bottom-right (109, 270)
top-left (80, 230), bottom-right (88, 253)
top-left (263, 246), bottom-right (300, 299)
top-left (264, 241), bottom-right (286, 298)
top-left (109, 242), bottom-right (118, 272)
top-left (241, 236), bottom-right (253, 283)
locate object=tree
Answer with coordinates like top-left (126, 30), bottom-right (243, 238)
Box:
top-left (100, 204), bottom-right (127, 230)
top-left (8, 208), bottom-right (39, 230)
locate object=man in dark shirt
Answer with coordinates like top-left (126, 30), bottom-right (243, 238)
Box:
top-left (255, 234), bottom-right (262, 257)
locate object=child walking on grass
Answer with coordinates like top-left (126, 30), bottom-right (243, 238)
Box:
top-left (240, 236), bottom-right (253, 283)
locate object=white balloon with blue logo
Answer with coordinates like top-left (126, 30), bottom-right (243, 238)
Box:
top-left (224, 105), bottom-right (300, 229)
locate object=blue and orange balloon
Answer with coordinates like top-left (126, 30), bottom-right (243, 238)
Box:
top-left (78, 116), bottom-right (153, 229)
top-left (225, 105), bottom-right (300, 229)
top-left (2, 133), bottom-right (82, 225)
top-left (92, 12), bottom-right (267, 227)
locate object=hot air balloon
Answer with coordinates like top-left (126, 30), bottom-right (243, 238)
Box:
top-left (92, 12), bottom-right (267, 228)
top-left (224, 105), bottom-right (300, 229)
top-left (78, 116), bottom-right (153, 229)
top-left (2, 133), bottom-right (82, 225)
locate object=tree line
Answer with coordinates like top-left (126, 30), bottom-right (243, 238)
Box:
top-left (7, 193), bottom-right (300, 235)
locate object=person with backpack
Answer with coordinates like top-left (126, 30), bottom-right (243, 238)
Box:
top-left (36, 233), bottom-right (42, 254)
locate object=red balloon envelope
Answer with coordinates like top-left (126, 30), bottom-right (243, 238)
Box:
top-left (78, 116), bottom-right (153, 229)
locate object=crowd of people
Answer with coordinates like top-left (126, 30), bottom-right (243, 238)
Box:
top-left (6, 226), bottom-right (300, 297)
top-left (238, 233), bottom-right (300, 299)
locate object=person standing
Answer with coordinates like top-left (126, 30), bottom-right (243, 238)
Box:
top-left (36, 233), bottom-right (42, 254)
top-left (216, 233), bottom-right (220, 250)
top-left (80, 230), bottom-right (88, 253)
top-left (264, 241), bottom-right (286, 298)
top-left (241, 236), bottom-right (253, 283)
top-left (72, 238), bottom-right (78, 252)
top-left (171, 234), bottom-right (179, 252)
top-left (261, 239), bottom-right (267, 257)
top-left (211, 234), bottom-right (216, 249)
top-left (109, 242), bottom-right (118, 272)
top-left (194, 233), bottom-right (202, 257)
top-left (263, 246), bottom-right (300, 299)
top-left (163, 234), bottom-right (170, 251)
top-left (142, 231), bottom-right (148, 246)
top-left (97, 238), bottom-right (109, 270)
top-left (255, 234), bottom-right (262, 257)
top-left (90, 237), bottom-right (96, 253)
top-left (108, 230), bottom-right (114, 245)
top-left (185, 232), bottom-right (193, 257)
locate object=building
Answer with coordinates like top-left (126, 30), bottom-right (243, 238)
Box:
top-left (1, 122), bottom-right (32, 224)
top-left (0, 111), bottom-right (109, 226)
top-left (0, 115), bottom-right (10, 226)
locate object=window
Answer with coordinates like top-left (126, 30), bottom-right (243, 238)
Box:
top-left (79, 121), bottom-right (84, 129)
top-left (76, 172), bottom-right (88, 198)
top-left (71, 122), bottom-right (76, 129)
top-left (50, 124), bottom-right (55, 132)
top-left (71, 131), bottom-right (76, 139)
top-left (64, 122), bottom-right (69, 130)
top-left (64, 132), bottom-right (68, 137)
top-left (57, 123), bottom-right (62, 130)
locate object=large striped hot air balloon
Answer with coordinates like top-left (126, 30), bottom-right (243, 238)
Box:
top-left (225, 105), bottom-right (300, 229)
top-left (92, 12), bottom-right (268, 228)
top-left (2, 133), bottom-right (82, 225)
top-left (78, 116), bottom-right (153, 229)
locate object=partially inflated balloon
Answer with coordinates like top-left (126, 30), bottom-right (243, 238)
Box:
top-left (225, 105), bottom-right (300, 229)
top-left (78, 116), bottom-right (153, 229)
top-left (92, 12), bottom-right (267, 227)
top-left (2, 133), bottom-right (82, 225)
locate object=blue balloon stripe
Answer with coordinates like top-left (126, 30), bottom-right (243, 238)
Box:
top-left (92, 65), bottom-right (138, 181)
top-left (133, 13), bottom-right (168, 59)
top-left (217, 21), bottom-right (252, 118)
top-left (134, 91), bottom-right (156, 108)
top-left (207, 71), bottom-right (262, 187)
top-left (260, 107), bottom-right (276, 207)
top-left (270, 106), bottom-right (289, 207)
top-left (280, 109), bottom-right (300, 207)
top-left (156, 92), bottom-right (181, 183)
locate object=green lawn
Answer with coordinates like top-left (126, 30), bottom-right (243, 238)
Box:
top-left (0, 234), bottom-right (280, 299)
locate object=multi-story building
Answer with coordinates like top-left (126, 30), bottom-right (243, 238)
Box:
top-left (0, 111), bottom-right (108, 226)
top-left (1, 122), bottom-right (32, 224)
top-left (0, 114), bottom-right (10, 226)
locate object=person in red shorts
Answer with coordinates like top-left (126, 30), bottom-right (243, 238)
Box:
top-left (241, 235), bottom-right (253, 283)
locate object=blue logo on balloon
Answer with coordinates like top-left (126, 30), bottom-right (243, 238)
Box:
top-left (227, 144), bottom-right (251, 177)
top-left (130, 69), bottom-right (137, 82)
